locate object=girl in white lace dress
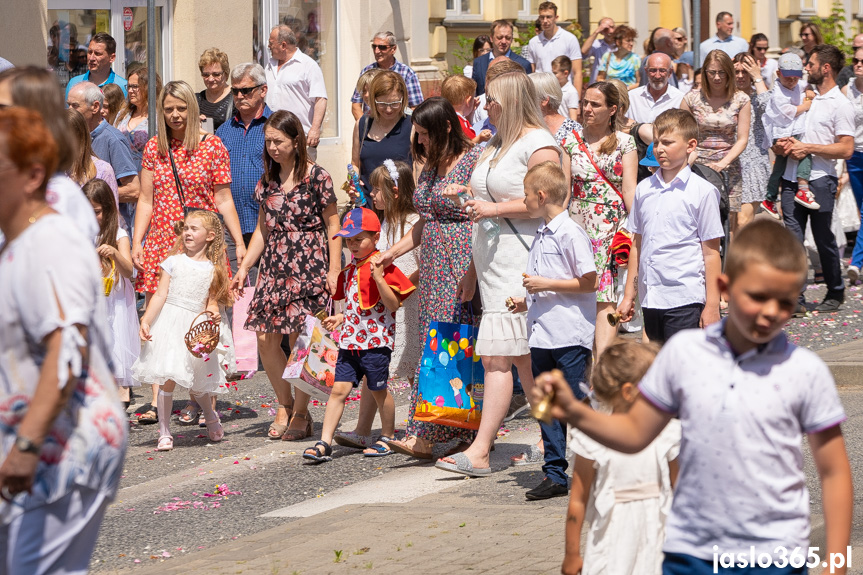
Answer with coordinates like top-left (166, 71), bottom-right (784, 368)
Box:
top-left (564, 341), bottom-right (681, 575)
top-left (131, 211), bottom-right (235, 451)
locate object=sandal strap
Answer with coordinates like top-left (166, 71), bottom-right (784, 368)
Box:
top-left (314, 440), bottom-right (331, 455)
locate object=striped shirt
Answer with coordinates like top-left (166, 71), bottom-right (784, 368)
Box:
top-left (350, 59), bottom-right (424, 108)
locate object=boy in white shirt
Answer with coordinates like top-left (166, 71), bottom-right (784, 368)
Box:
top-left (552, 56), bottom-right (580, 120)
top-left (618, 108), bottom-right (724, 342)
top-left (508, 161), bottom-right (597, 501)
top-left (536, 219), bottom-right (852, 575)
top-left (762, 53), bottom-right (818, 217)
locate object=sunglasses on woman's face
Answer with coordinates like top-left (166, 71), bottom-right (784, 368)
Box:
top-left (854, 58), bottom-right (863, 65)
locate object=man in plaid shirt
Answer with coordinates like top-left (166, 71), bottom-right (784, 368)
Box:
top-left (350, 31), bottom-right (424, 120)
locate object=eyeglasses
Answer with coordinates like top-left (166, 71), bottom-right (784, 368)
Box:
top-left (705, 70), bottom-right (728, 78)
top-left (127, 84), bottom-right (139, 91)
top-left (801, 33), bottom-right (813, 38)
top-left (231, 84), bottom-right (263, 96)
top-left (486, 94), bottom-right (497, 105)
top-left (854, 58), bottom-right (863, 65)
top-left (372, 44), bottom-right (393, 51)
top-left (202, 72), bottom-right (223, 79)
top-left (647, 68), bottom-right (671, 74)
top-left (374, 99), bottom-right (403, 109)
top-left (754, 46), bottom-right (768, 51)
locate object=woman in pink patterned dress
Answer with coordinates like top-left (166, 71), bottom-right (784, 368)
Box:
top-left (563, 81), bottom-right (637, 358)
top-left (130, 81), bottom-right (245, 423)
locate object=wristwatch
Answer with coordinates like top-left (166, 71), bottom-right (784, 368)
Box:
top-left (14, 436), bottom-right (41, 455)
top-left (753, 78), bottom-right (763, 83)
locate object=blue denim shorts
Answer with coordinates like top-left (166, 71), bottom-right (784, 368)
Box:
top-left (334, 348), bottom-right (392, 391)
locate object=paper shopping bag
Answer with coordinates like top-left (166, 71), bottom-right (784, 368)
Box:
top-left (414, 321), bottom-right (485, 430)
top-left (231, 288), bottom-right (258, 372)
top-left (283, 313), bottom-right (338, 401)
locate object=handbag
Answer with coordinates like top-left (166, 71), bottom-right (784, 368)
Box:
top-left (572, 131), bottom-right (632, 264)
top-left (232, 277), bottom-right (258, 372)
top-left (282, 308), bottom-right (338, 401)
top-left (102, 258), bottom-right (116, 296)
top-left (168, 135), bottom-right (224, 227)
top-left (415, 319), bottom-right (485, 430)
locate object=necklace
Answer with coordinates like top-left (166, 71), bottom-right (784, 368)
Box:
top-left (28, 202), bottom-right (50, 224)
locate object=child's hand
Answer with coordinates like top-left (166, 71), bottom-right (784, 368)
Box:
top-left (139, 322), bottom-right (152, 341)
top-left (477, 129), bottom-right (492, 143)
top-left (506, 296), bottom-right (527, 313)
top-left (700, 305), bottom-right (720, 328)
top-left (370, 256), bottom-right (385, 282)
top-left (805, 89), bottom-right (816, 100)
top-left (561, 552), bottom-right (584, 575)
top-left (522, 273), bottom-right (551, 294)
top-left (96, 244), bottom-right (117, 260)
top-left (206, 309), bottom-right (221, 324)
top-left (322, 314), bottom-right (344, 331)
top-left (532, 369), bottom-right (582, 421)
top-left (617, 296), bottom-right (635, 323)
top-left (443, 183), bottom-right (471, 201)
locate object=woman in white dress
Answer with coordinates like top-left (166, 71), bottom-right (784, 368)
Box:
top-left (438, 71), bottom-right (561, 475)
top-left (0, 107), bottom-right (127, 573)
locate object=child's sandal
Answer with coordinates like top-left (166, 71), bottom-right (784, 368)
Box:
top-left (302, 440), bottom-right (332, 464)
top-left (363, 437), bottom-right (394, 457)
top-left (206, 418), bottom-right (224, 442)
top-left (157, 435), bottom-right (174, 451)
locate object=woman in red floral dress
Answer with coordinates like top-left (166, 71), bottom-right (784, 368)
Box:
top-left (131, 81), bottom-right (246, 422)
top-left (232, 110), bottom-right (341, 442)
top-left (562, 82), bottom-right (637, 358)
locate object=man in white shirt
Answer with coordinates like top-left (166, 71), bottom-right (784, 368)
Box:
top-left (626, 53), bottom-right (683, 123)
top-left (776, 44), bottom-right (855, 312)
top-left (524, 2), bottom-right (583, 95)
top-left (581, 18), bottom-right (616, 85)
top-left (264, 24), bottom-right (327, 159)
top-left (698, 12), bottom-right (749, 67)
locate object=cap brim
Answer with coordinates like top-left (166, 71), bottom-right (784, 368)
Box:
top-left (639, 158), bottom-right (660, 167)
top-left (779, 69), bottom-right (803, 77)
top-left (333, 228), bottom-right (365, 239)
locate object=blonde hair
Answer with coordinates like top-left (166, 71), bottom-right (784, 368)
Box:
top-left (198, 47), bottom-right (231, 78)
top-left (156, 81), bottom-right (201, 156)
top-left (66, 108), bottom-right (97, 185)
top-left (724, 219), bottom-right (807, 284)
top-left (608, 79), bottom-right (630, 118)
top-left (441, 75), bottom-right (477, 106)
top-left (172, 211), bottom-right (232, 307)
top-left (369, 160), bottom-right (417, 246)
top-left (355, 68), bottom-right (382, 96)
top-left (482, 72), bottom-right (550, 167)
top-left (524, 161), bottom-right (568, 205)
top-left (591, 340), bottom-right (659, 402)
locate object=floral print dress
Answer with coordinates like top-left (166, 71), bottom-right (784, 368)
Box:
top-left (245, 164), bottom-right (336, 335)
top-left (684, 90), bottom-right (749, 212)
top-left (135, 136), bottom-right (231, 293)
top-left (564, 131), bottom-right (635, 302)
top-left (405, 145), bottom-right (482, 444)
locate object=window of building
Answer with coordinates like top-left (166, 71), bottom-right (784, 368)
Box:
top-left (274, 0), bottom-right (338, 139)
top-left (47, 8), bottom-right (111, 90)
top-left (120, 5), bottom-right (164, 78)
top-left (446, 0), bottom-right (484, 18)
top-left (518, 0), bottom-right (541, 20)
top-left (801, 0), bottom-right (817, 14)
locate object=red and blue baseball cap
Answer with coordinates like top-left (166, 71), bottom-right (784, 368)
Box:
top-left (333, 207), bottom-right (381, 239)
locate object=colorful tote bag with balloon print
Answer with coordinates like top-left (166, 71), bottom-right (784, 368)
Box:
top-left (415, 321), bottom-right (485, 430)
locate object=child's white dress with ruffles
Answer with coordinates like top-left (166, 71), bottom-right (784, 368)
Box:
top-left (570, 418), bottom-right (681, 575)
top-left (105, 227), bottom-right (141, 387)
top-left (131, 254), bottom-right (235, 393)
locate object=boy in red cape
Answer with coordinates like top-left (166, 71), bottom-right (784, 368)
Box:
top-left (303, 208), bottom-right (415, 463)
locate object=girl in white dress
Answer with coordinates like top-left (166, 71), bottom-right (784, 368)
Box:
top-left (84, 180), bottom-right (140, 399)
top-left (131, 211), bottom-right (235, 451)
top-left (334, 160), bottom-right (422, 452)
top-left (564, 340), bottom-right (681, 575)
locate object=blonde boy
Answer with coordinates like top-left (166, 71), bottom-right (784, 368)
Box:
top-left (441, 74), bottom-right (492, 144)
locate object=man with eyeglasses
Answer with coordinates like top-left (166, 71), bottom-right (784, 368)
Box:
top-left (698, 12), bottom-right (749, 67)
top-left (350, 31), bottom-right (423, 120)
top-left (471, 19), bottom-right (532, 96)
top-left (581, 17), bottom-right (616, 85)
top-left (215, 62), bottom-right (271, 286)
top-left (66, 32), bottom-right (127, 98)
top-left (835, 33), bottom-right (863, 88)
top-left (627, 53), bottom-right (684, 124)
top-left (524, 2), bottom-right (583, 95)
top-left (264, 24), bottom-right (327, 160)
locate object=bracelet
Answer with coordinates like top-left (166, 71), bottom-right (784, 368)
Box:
top-left (495, 204), bottom-right (500, 217)
top-left (753, 78), bottom-right (763, 83)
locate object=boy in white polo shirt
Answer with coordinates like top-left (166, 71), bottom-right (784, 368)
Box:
top-left (618, 108), bottom-right (724, 342)
top-left (535, 219), bottom-right (851, 574)
top-left (508, 161), bottom-right (597, 501)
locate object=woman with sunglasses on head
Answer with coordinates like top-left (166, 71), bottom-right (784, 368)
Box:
top-left (749, 33), bottom-right (777, 89)
top-left (351, 71), bottom-right (413, 201)
top-left (196, 48), bottom-right (233, 131)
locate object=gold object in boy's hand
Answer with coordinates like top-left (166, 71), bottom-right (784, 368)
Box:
top-left (531, 389), bottom-right (556, 423)
top-left (607, 312), bottom-right (622, 327)
top-left (184, 311), bottom-right (221, 358)
top-left (505, 297), bottom-right (515, 311)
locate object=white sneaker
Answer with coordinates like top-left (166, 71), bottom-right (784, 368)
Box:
top-left (848, 265), bottom-right (860, 284)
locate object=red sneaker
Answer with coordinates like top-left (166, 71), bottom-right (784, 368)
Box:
top-left (761, 200), bottom-right (780, 219)
top-left (794, 189), bottom-right (820, 210)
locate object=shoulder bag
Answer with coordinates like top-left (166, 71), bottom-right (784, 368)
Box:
top-left (168, 135), bottom-right (225, 228)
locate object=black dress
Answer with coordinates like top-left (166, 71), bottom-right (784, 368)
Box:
top-left (196, 90), bottom-right (233, 131)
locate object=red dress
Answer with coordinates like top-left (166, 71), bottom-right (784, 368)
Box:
top-left (135, 136), bottom-right (232, 293)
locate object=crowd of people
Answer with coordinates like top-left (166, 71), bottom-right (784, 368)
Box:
top-left (0, 2), bottom-right (856, 573)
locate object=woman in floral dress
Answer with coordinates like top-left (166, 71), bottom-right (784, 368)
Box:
top-left (733, 52), bottom-right (771, 229)
top-left (232, 110), bottom-right (342, 442)
top-left (682, 50), bottom-right (750, 235)
top-left (131, 81), bottom-right (246, 424)
top-left (379, 98), bottom-right (481, 459)
top-left (564, 81), bottom-right (637, 358)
